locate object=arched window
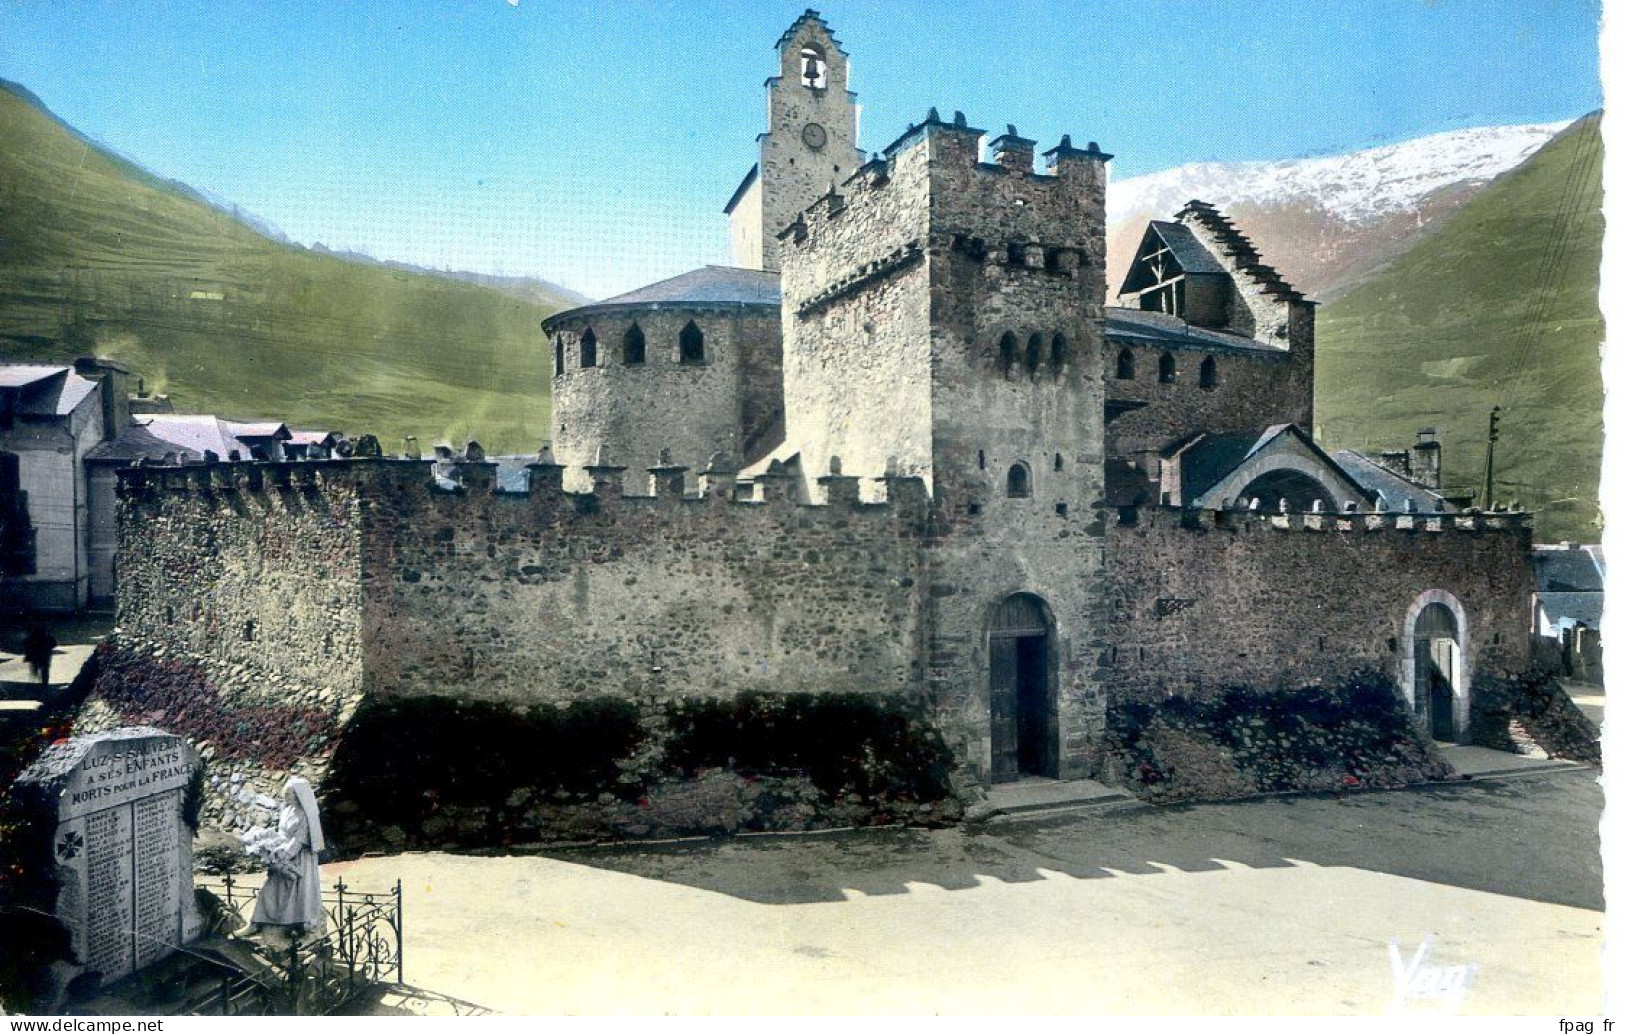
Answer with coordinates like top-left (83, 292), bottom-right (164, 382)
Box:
top-left (1025, 334), bottom-right (1042, 375)
top-left (998, 332), bottom-right (1017, 377)
top-left (1006, 463), bottom-right (1032, 498)
top-left (1116, 348), bottom-right (1135, 380)
top-left (679, 321), bottom-right (705, 364)
top-left (1158, 352), bottom-right (1176, 384)
top-left (580, 327), bottom-right (598, 368)
top-left (553, 338), bottom-right (564, 376)
top-left (1200, 355), bottom-right (1218, 390)
top-left (1050, 334), bottom-right (1068, 373)
top-left (623, 323), bottom-right (646, 365)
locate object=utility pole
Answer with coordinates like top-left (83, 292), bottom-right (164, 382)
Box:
top-left (1480, 406), bottom-right (1501, 510)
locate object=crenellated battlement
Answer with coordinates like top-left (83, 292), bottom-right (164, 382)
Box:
top-left (115, 447), bottom-right (933, 521)
top-left (1111, 502), bottom-right (1534, 539)
top-left (779, 109), bottom-right (1110, 270)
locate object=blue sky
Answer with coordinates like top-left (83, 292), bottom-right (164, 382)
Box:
top-left (0, 0), bottom-right (1604, 299)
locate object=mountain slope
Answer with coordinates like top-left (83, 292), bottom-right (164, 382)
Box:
top-left (0, 80), bottom-right (569, 452)
top-left (1106, 122), bottom-right (1568, 302)
top-left (1314, 115), bottom-right (1604, 542)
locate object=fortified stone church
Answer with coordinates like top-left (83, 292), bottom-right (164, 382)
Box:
top-left (97, 12), bottom-right (1549, 846)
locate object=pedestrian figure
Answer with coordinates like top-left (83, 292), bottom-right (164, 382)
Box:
top-left (21, 624), bottom-right (55, 686)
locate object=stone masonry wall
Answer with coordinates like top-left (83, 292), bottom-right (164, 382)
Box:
top-left (358, 461), bottom-right (929, 706)
top-left (1103, 505), bottom-right (1535, 707)
top-left (1105, 342), bottom-right (1309, 459)
top-left (757, 16), bottom-right (865, 271)
top-left (92, 461), bottom-right (367, 830)
top-left (549, 306), bottom-right (779, 490)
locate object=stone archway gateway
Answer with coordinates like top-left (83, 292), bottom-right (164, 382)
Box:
top-left (988, 593), bottom-right (1056, 782)
top-left (1401, 590), bottom-right (1470, 743)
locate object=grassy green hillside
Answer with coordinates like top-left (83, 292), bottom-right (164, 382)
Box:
top-left (0, 81), bottom-right (562, 453)
top-left (1316, 115), bottom-right (1603, 542)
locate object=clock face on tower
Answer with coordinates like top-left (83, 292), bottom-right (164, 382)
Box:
top-left (801, 122), bottom-right (828, 150)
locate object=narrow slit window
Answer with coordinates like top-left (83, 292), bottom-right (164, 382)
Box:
top-left (1025, 334), bottom-right (1042, 375)
top-left (998, 332), bottom-right (1017, 377)
top-left (1200, 355), bottom-right (1218, 390)
top-left (554, 338), bottom-right (564, 376)
top-left (1159, 352), bottom-right (1176, 384)
top-left (1050, 333), bottom-right (1068, 374)
top-left (580, 327), bottom-right (598, 368)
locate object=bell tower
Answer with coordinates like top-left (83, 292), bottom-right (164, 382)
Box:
top-left (725, 10), bottom-right (863, 271)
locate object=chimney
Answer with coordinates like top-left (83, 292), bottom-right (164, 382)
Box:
top-left (74, 356), bottom-right (132, 442)
top-left (1411, 427), bottom-right (1441, 490)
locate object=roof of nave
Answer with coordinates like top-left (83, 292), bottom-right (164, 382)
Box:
top-left (1103, 308), bottom-right (1283, 353)
top-left (543, 266), bottom-right (781, 330)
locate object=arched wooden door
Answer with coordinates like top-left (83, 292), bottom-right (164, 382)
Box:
top-left (989, 594), bottom-right (1053, 782)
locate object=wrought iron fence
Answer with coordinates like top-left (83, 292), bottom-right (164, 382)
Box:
top-left (189, 874), bottom-right (403, 1015)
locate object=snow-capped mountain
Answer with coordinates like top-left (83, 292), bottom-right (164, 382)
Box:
top-left (1105, 120), bottom-right (1573, 302)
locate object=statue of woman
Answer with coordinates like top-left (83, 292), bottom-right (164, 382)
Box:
top-left (241, 776), bottom-right (326, 937)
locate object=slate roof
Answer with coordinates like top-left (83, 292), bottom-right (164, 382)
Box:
top-left (0, 364), bottom-right (99, 417)
top-left (224, 420), bottom-right (291, 441)
top-left (86, 415), bottom-right (251, 464)
top-left (1170, 424), bottom-right (1369, 506)
top-left (1103, 308), bottom-right (1279, 353)
top-left (1532, 545), bottom-right (1605, 593)
top-left (544, 266), bottom-right (781, 330)
top-left (1538, 591), bottom-right (1603, 629)
top-left (1168, 428), bottom-right (1284, 501)
top-left (0, 365), bottom-right (66, 390)
top-left (1145, 220), bottom-right (1228, 275)
top-left (1334, 450), bottom-right (1454, 513)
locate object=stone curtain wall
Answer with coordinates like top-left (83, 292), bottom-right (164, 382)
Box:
top-left (357, 462), bottom-right (930, 706)
top-left (1103, 506), bottom-right (1534, 705)
top-left (99, 463), bottom-right (367, 826)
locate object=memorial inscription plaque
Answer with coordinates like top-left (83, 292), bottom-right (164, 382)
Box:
top-left (13, 727), bottom-right (203, 985)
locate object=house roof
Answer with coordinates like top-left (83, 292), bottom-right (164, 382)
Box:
top-left (1103, 308), bottom-right (1281, 353)
top-left (543, 266), bottom-right (781, 330)
top-left (223, 420), bottom-right (291, 441)
top-left (1334, 450), bottom-right (1454, 513)
top-left (86, 414), bottom-right (251, 463)
top-left (1532, 544), bottom-right (1605, 593)
top-left (0, 365), bottom-right (67, 390)
top-left (0, 364), bottom-right (99, 417)
top-left (1538, 591), bottom-right (1603, 629)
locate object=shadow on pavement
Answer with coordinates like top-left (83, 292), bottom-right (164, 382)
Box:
top-left (532, 770), bottom-right (1603, 911)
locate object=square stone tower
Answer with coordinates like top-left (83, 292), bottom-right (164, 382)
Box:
top-left (725, 10), bottom-right (865, 272)
top-left (777, 111), bottom-right (1115, 784)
